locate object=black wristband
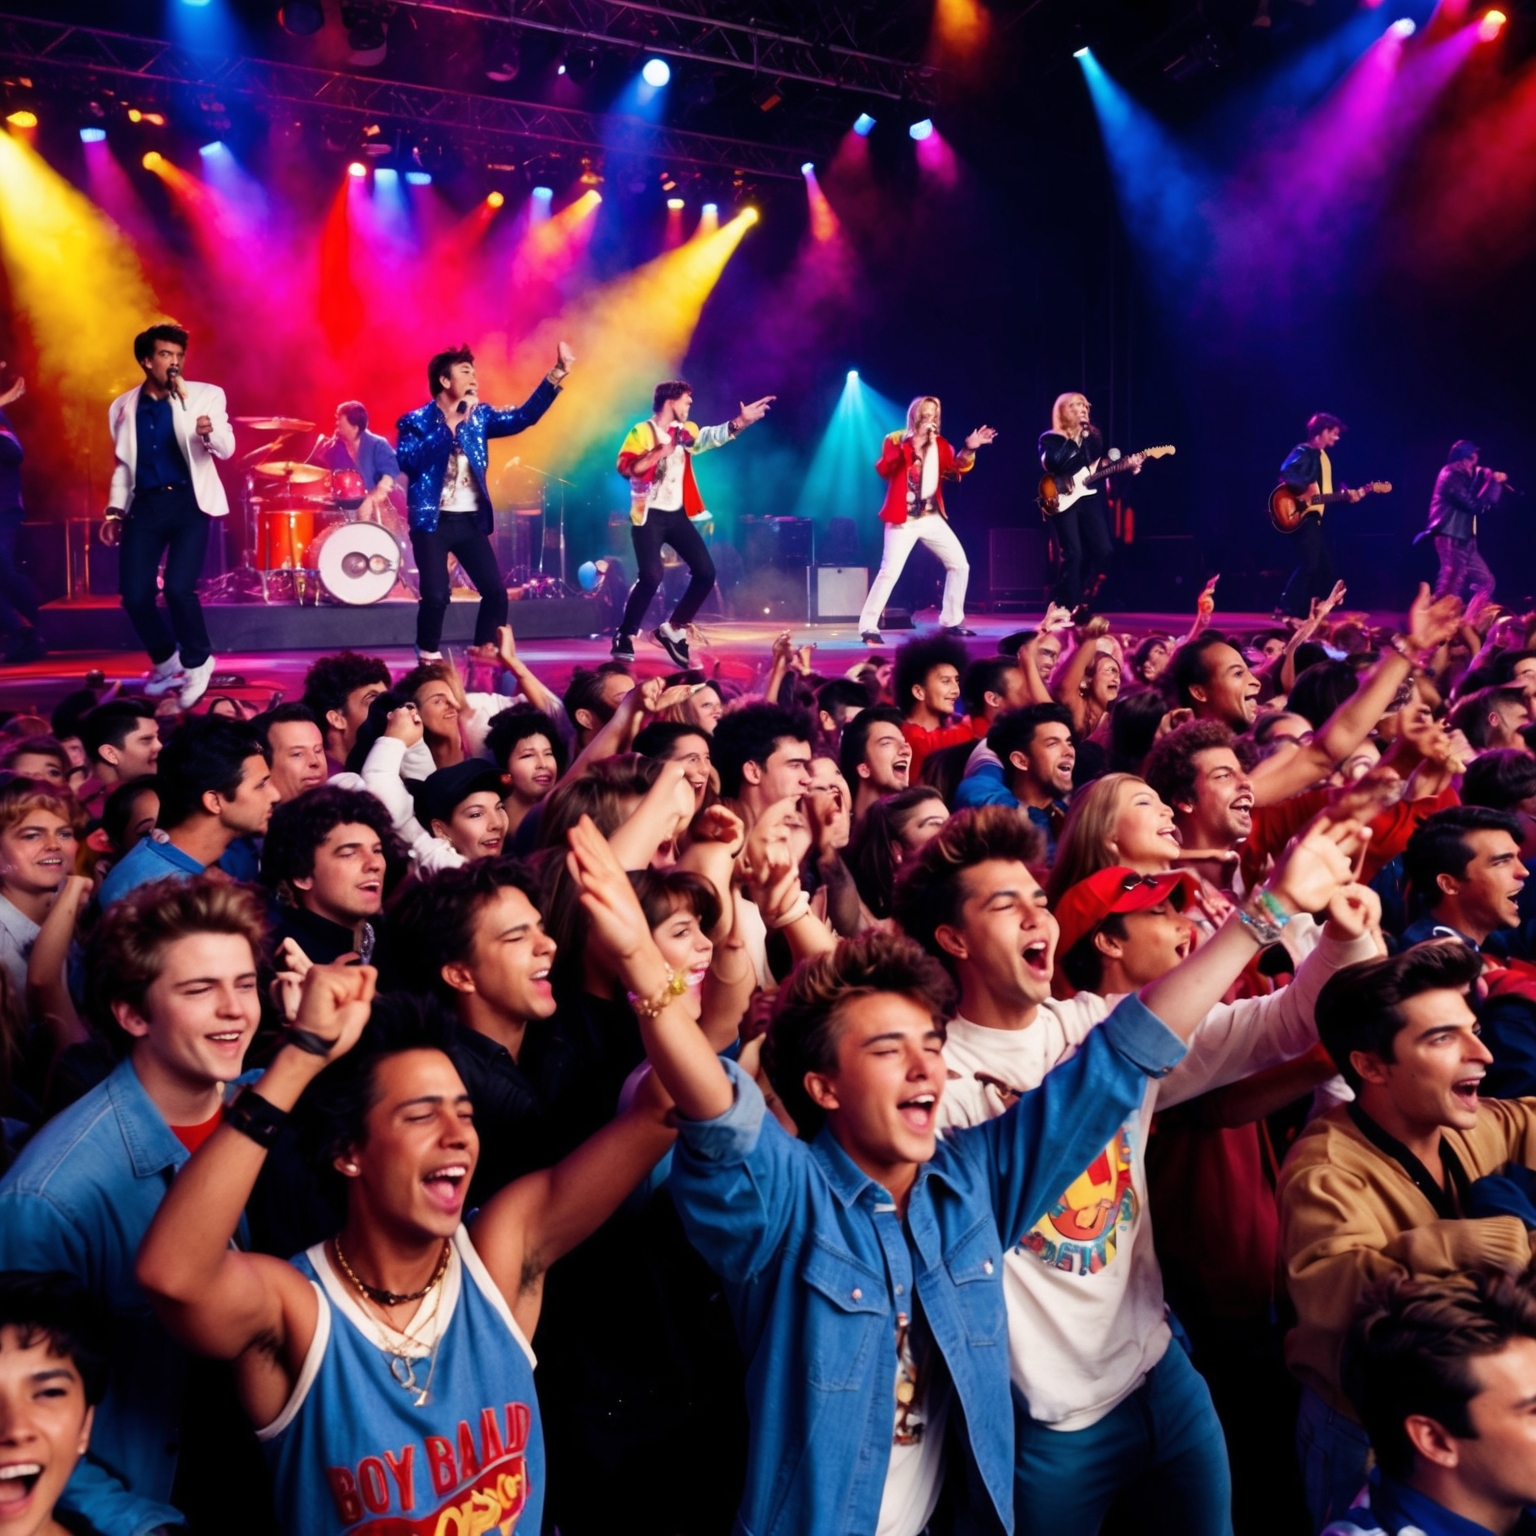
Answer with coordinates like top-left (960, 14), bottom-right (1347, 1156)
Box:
top-left (283, 1026), bottom-right (335, 1058)
top-left (223, 1088), bottom-right (288, 1148)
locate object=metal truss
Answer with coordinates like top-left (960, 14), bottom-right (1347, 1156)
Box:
top-left (383, 0), bottom-right (940, 105)
top-left (0, 13), bottom-right (818, 178)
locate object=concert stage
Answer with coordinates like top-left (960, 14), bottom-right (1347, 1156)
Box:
top-left (0, 608), bottom-right (1379, 719)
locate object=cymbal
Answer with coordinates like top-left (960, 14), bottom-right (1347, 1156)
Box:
top-left (254, 460), bottom-right (328, 484)
top-left (236, 416), bottom-right (314, 432)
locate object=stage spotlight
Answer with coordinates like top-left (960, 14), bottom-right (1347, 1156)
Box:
top-left (1479, 8), bottom-right (1506, 38)
top-left (278, 1), bottom-right (325, 36)
top-left (5, 110), bottom-right (37, 129)
top-left (801, 161), bottom-right (816, 176)
top-left (908, 118), bottom-right (934, 141)
top-left (198, 140), bottom-right (226, 156)
top-left (487, 190), bottom-right (505, 207)
top-left (532, 185), bottom-right (553, 201)
top-left (80, 126), bottom-right (106, 143)
top-left (128, 109), bottom-right (167, 126)
top-left (702, 201), bottom-right (718, 214)
top-left (853, 112), bottom-right (876, 136)
top-left (142, 150), bottom-right (163, 168)
top-left (666, 196), bottom-right (685, 209)
top-left (347, 160), bottom-right (367, 178)
top-left (375, 166), bottom-right (398, 185)
top-left (1387, 17), bottom-right (1416, 37)
top-left (642, 57), bottom-right (671, 87)
top-left (847, 369), bottom-right (858, 380)
top-left (743, 207), bottom-right (759, 224)
top-left (342, 3), bottom-right (388, 65)
top-left (405, 170), bottom-right (432, 185)
top-left (1073, 45), bottom-right (1091, 58)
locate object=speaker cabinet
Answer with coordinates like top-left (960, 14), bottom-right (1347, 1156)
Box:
top-left (810, 566), bottom-right (868, 622)
top-left (989, 526), bottom-right (1051, 605)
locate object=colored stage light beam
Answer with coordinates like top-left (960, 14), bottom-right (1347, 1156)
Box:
top-left (699, 202), bottom-right (719, 233)
top-left (802, 163), bottom-right (840, 242)
top-left (913, 124), bottom-right (959, 187)
top-left (0, 128), bottom-right (162, 467)
top-left (664, 199), bottom-right (685, 248)
top-left (317, 176), bottom-right (365, 352)
top-left (507, 187), bottom-right (603, 302)
top-left (1478, 8), bottom-right (1506, 40)
top-left (792, 368), bottom-right (906, 529)
top-left (483, 207), bottom-right (759, 483)
top-left (929, 0), bottom-right (992, 62)
top-left (5, 110), bottom-right (37, 129)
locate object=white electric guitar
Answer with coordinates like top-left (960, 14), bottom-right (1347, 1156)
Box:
top-left (1037, 444), bottom-right (1176, 518)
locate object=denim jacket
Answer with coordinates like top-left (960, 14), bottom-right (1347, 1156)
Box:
top-left (395, 378), bottom-right (560, 535)
top-left (1324, 1469), bottom-right (1536, 1535)
top-left (670, 994), bottom-right (1184, 1536)
top-left (0, 1056), bottom-right (252, 1536)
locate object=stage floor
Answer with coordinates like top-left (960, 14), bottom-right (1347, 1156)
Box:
top-left (0, 606), bottom-right (1361, 719)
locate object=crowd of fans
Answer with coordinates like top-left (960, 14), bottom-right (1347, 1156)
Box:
top-left (3, 583), bottom-right (1536, 1536)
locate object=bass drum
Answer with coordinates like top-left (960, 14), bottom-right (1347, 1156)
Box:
top-left (307, 520), bottom-right (402, 606)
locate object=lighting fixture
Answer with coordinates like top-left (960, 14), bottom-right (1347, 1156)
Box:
top-left (642, 58), bottom-right (671, 87)
top-left (853, 113), bottom-right (876, 136)
top-left (908, 119), bottom-right (934, 141)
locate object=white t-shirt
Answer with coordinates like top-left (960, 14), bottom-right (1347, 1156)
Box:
top-left (0, 893), bottom-right (37, 998)
top-left (440, 447), bottom-right (482, 512)
top-left (935, 924), bottom-right (1375, 1430)
top-left (650, 424), bottom-right (687, 511)
top-left (875, 1312), bottom-right (950, 1536)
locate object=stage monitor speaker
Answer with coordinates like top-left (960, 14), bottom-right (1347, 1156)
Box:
top-left (989, 526), bottom-right (1051, 604)
top-left (810, 566), bottom-right (868, 622)
top-left (734, 566), bottom-right (807, 624)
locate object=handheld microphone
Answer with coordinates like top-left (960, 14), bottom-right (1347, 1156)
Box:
top-left (166, 364), bottom-right (187, 410)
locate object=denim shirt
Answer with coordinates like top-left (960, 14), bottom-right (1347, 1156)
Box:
top-left (1324, 1469), bottom-right (1536, 1535)
top-left (322, 427), bottom-right (401, 491)
top-left (0, 1056), bottom-right (253, 1536)
top-left (670, 993), bottom-right (1184, 1536)
top-left (395, 378), bottom-right (560, 535)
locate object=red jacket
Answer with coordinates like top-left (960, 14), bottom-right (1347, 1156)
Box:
top-left (876, 431), bottom-right (971, 526)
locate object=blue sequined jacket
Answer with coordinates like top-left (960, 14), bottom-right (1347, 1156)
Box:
top-left (396, 376), bottom-right (560, 535)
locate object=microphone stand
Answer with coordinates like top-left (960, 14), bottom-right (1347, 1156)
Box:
top-left (509, 456), bottom-right (573, 595)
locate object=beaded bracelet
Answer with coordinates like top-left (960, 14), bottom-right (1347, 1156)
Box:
top-left (629, 968), bottom-right (689, 1019)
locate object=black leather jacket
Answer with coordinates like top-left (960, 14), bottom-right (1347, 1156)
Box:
top-left (1418, 461), bottom-right (1503, 544)
top-left (1278, 443), bottom-right (1324, 493)
top-left (1040, 426), bottom-right (1103, 479)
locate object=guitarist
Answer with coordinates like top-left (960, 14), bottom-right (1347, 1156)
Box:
top-left (1276, 411), bottom-right (1364, 618)
top-left (1040, 391), bottom-right (1141, 611)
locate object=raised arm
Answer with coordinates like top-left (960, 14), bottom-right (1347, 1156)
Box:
top-left (136, 966), bottom-right (377, 1424)
top-left (1050, 630), bottom-right (1100, 735)
top-left (608, 755), bottom-right (696, 869)
top-left (25, 873), bottom-right (90, 1062)
top-left (567, 814), bottom-right (733, 1121)
top-left (495, 622), bottom-right (561, 717)
top-left (1251, 585), bottom-right (1462, 805)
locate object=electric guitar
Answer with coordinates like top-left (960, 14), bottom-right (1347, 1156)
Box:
top-left (1037, 445), bottom-right (1176, 518)
top-left (1268, 479), bottom-right (1392, 534)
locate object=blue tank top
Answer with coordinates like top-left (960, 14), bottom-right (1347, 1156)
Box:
top-left (257, 1226), bottom-right (544, 1534)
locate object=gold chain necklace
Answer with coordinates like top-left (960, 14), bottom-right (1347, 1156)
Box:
top-left (330, 1238), bottom-right (452, 1408)
top-left (333, 1235), bottom-right (451, 1306)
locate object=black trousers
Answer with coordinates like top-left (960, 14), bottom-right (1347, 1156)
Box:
top-left (1050, 499), bottom-right (1113, 608)
top-left (618, 507), bottom-right (716, 638)
top-left (0, 510), bottom-right (39, 637)
top-left (119, 486), bottom-right (213, 668)
top-left (410, 513), bottom-right (508, 652)
top-left (1278, 514), bottom-right (1336, 617)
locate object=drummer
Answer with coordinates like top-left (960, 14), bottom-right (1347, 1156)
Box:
top-left (322, 401), bottom-right (400, 521)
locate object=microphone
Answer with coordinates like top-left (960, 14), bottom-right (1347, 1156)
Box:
top-left (166, 364), bottom-right (187, 410)
top-left (456, 399), bottom-right (470, 417)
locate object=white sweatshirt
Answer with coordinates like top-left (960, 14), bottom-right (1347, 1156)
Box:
top-left (936, 925), bottom-right (1376, 1431)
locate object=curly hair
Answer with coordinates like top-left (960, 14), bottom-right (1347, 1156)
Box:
top-left (1141, 719), bottom-right (1244, 814)
top-left (259, 785), bottom-right (407, 897)
top-left (762, 929), bottom-right (955, 1140)
top-left (86, 876), bottom-right (268, 1049)
top-left (890, 806), bottom-right (1043, 969)
top-left (0, 776), bottom-right (85, 844)
top-left (484, 708), bottom-right (568, 778)
top-left (301, 650), bottom-right (390, 727)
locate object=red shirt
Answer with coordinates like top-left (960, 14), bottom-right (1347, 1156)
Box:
top-left (903, 715), bottom-right (985, 776)
top-left (170, 1105), bottom-right (225, 1155)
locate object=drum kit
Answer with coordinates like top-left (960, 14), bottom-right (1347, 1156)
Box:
top-left (213, 416), bottom-right (413, 606)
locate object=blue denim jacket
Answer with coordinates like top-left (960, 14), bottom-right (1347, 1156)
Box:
top-left (1324, 1469), bottom-right (1536, 1535)
top-left (395, 378), bottom-right (560, 535)
top-left (670, 994), bottom-right (1184, 1536)
top-left (0, 1056), bottom-right (252, 1536)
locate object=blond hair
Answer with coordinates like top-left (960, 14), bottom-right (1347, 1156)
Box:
top-left (1051, 392), bottom-right (1088, 435)
top-left (905, 396), bottom-right (941, 435)
top-left (1045, 773), bottom-right (1145, 905)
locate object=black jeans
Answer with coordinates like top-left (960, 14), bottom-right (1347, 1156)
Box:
top-left (0, 511), bottom-right (39, 637)
top-left (618, 507), bottom-right (716, 638)
top-left (1278, 513), bottom-right (1336, 617)
top-left (410, 513), bottom-right (507, 652)
top-left (1050, 499), bottom-right (1114, 608)
top-left (119, 486), bottom-right (212, 668)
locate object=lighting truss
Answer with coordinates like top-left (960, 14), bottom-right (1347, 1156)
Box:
top-left (383, 0), bottom-right (940, 106)
top-left (0, 13), bottom-right (820, 178)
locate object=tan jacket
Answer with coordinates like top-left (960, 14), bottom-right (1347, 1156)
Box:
top-left (1278, 1098), bottom-right (1536, 1414)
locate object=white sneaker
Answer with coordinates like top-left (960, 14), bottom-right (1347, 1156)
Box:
top-left (178, 655), bottom-right (217, 710)
top-left (416, 648), bottom-right (444, 663)
top-left (142, 652), bottom-right (185, 697)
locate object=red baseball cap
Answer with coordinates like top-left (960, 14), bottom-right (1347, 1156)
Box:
top-left (1054, 866), bottom-right (1197, 958)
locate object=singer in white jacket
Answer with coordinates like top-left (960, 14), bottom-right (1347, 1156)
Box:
top-left (106, 323), bottom-right (234, 709)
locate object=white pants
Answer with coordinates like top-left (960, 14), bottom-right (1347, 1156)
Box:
top-left (859, 512), bottom-right (970, 632)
